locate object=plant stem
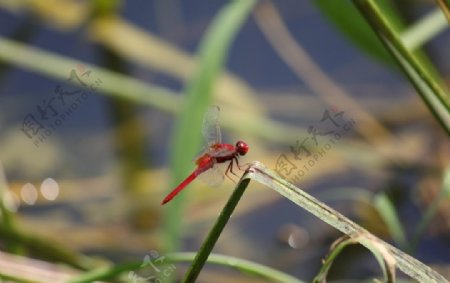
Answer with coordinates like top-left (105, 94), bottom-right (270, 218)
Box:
top-left (352, 0), bottom-right (450, 136)
top-left (0, 162), bottom-right (15, 237)
top-left (182, 178), bottom-right (250, 282)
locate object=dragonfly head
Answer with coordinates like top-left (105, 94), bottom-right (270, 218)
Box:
top-left (236, 141), bottom-right (249, 156)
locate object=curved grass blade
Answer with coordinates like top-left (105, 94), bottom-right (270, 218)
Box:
top-left (312, 234), bottom-right (396, 283)
top-left (247, 162), bottom-right (448, 282)
top-left (185, 161), bottom-right (448, 282)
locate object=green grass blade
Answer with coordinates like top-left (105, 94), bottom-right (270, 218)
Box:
top-left (163, 0), bottom-right (258, 253)
top-left (312, 234), bottom-right (396, 283)
top-left (352, 0), bottom-right (450, 136)
top-left (67, 262), bottom-right (143, 283)
top-left (182, 177), bottom-right (251, 282)
top-left (68, 252), bottom-right (304, 283)
top-left (0, 161), bottom-right (20, 253)
top-left (373, 193), bottom-right (408, 249)
top-left (171, 252), bottom-right (304, 283)
top-left (0, 162), bottom-right (15, 238)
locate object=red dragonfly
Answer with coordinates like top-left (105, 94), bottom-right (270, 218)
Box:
top-left (161, 106), bottom-right (249, 205)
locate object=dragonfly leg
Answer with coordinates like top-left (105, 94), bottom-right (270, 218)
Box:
top-left (235, 157), bottom-right (242, 170)
top-left (234, 157), bottom-right (248, 171)
top-left (224, 160), bottom-right (238, 183)
top-left (235, 158), bottom-right (251, 170)
top-left (229, 158), bottom-right (240, 177)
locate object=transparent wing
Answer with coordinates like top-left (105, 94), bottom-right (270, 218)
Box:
top-left (202, 105), bottom-right (221, 147)
top-left (197, 160), bottom-right (225, 187)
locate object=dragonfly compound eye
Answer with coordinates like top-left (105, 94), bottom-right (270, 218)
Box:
top-left (236, 141), bottom-right (249, 156)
